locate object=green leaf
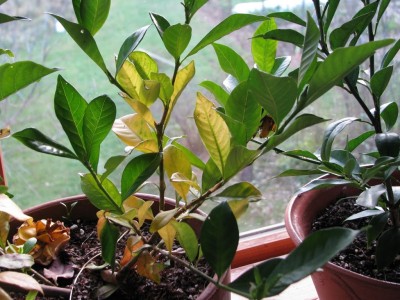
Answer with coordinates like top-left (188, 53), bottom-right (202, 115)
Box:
top-left (0, 13), bottom-right (27, 24)
top-left (54, 76), bottom-right (88, 161)
top-left (101, 155), bottom-right (126, 181)
top-left (80, 173), bottom-right (122, 213)
top-left (377, 0), bottom-right (391, 29)
top-left (163, 24), bottom-right (192, 59)
top-left (306, 40), bottom-right (394, 105)
top-left (186, 0), bottom-right (208, 19)
top-left (259, 29), bottom-right (304, 48)
top-left (49, 14), bottom-right (108, 74)
top-left (268, 12), bottom-right (306, 26)
top-left (263, 114), bottom-right (327, 152)
top-left (224, 146), bottom-right (260, 180)
top-left (186, 14), bottom-right (267, 58)
top-left (13, 128), bottom-right (77, 160)
top-left (215, 182), bottom-right (261, 201)
top-left (376, 228), bottom-right (400, 269)
top-left (150, 209), bottom-right (178, 233)
top-left (380, 102), bottom-right (399, 131)
top-left (324, 0), bottom-right (340, 32)
top-left (149, 13), bottom-right (170, 38)
top-left (299, 178), bottom-right (354, 194)
top-left (72, 0), bottom-right (83, 23)
top-left (200, 202), bottom-right (238, 278)
top-left (194, 93), bottom-right (230, 176)
top-left (271, 56), bottom-right (291, 76)
top-left (218, 112), bottom-right (247, 146)
top-left (321, 118), bottom-right (359, 161)
top-left (251, 19), bottom-right (277, 73)
top-left (150, 73), bottom-right (173, 104)
top-left (281, 149), bottom-right (320, 162)
top-left (277, 169), bottom-right (323, 177)
top-left (116, 25), bottom-right (151, 74)
top-left (99, 219), bottom-right (119, 268)
top-left (199, 81), bottom-right (229, 107)
top-left (248, 68), bottom-right (297, 128)
top-left (201, 158), bottom-right (222, 192)
top-left (172, 222), bottom-right (199, 262)
top-left (212, 43), bottom-right (249, 82)
top-left (298, 13), bottom-right (319, 85)
top-left (225, 81), bottom-right (261, 142)
top-left (83, 95), bottom-right (116, 172)
top-left (0, 49), bottom-right (13, 58)
top-left (22, 238), bottom-right (37, 254)
top-left (356, 184), bottom-right (386, 208)
top-left (346, 131), bottom-right (375, 152)
top-left (121, 153), bottom-right (161, 200)
top-left (367, 212), bottom-right (389, 247)
top-left (80, 0), bottom-right (111, 35)
top-left (0, 61), bottom-right (57, 101)
top-left (382, 39), bottom-right (400, 68)
top-left (370, 66), bottom-right (393, 97)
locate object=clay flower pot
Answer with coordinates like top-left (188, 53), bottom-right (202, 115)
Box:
top-left (10, 194), bottom-right (230, 300)
top-left (285, 182), bottom-right (400, 300)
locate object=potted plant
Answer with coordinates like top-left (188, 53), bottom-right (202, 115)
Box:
top-left (8, 0), bottom-right (387, 299)
top-left (279, 0), bottom-right (400, 299)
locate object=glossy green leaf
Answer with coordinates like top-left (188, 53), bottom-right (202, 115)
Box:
top-left (54, 76), bottom-right (88, 161)
top-left (215, 182), bottom-right (261, 201)
top-left (356, 184), bottom-right (386, 208)
top-left (72, 0), bottom-right (83, 23)
top-left (281, 149), bottom-right (320, 162)
top-left (200, 201), bottom-right (238, 278)
top-left (377, 0), bottom-right (391, 29)
top-left (260, 29), bottom-right (304, 48)
top-left (0, 61), bottom-right (57, 101)
top-left (376, 228), bottom-right (400, 269)
top-left (268, 12), bottom-right (305, 26)
top-left (80, 173), bottom-right (122, 213)
top-left (150, 209), bottom-right (178, 233)
top-left (371, 66), bottom-right (393, 97)
top-left (225, 81), bottom-right (261, 141)
top-left (299, 178), bottom-right (354, 194)
top-left (199, 81), bottom-right (229, 107)
top-left (271, 56), bottom-right (291, 76)
top-left (367, 211), bottom-right (389, 247)
top-left (346, 131), bottom-right (375, 152)
top-left (248, 68), bottom-right (297, 127)
top-left (101, 155), bottom-right (126, 181)
top-left (194, 93), bottom-right (230, 176)
top-left (13, 128), bottom-right (77, 160)
top-left (50, 14), bottom-right (108, 74)
top-left (218, 112), bottom-right (247, 146)
top-left (213, 43), bottom-right (249, 82)
top-left (324, 0), bottom-right (340, 32)
top-left (83, 95), bottom-right (116, 172)
top-left (224, 146), bottom-right (260, 180)
top-left (251, 19), bottom-right (277, 73)
top-left (22, 238), bottom-right (37, 255)
top-left (201, 158), bottom-right (222, 192)
top-left (263, 114), bottom-right (327, 152)
top-left (321, 118), bottom-right (358, 161)
top-left (172, 221), bottom-right (199, 262)
top-left (163, 24), bottom-right (192, 59)
top-left (0, 13), bottom-right (27, 24)
top-left (116, 26), bottom-right (151, 74)
top-left (99, 219), bottom-right (119, 268)
top-left (277, 169), bottom-right (323, 177)
top-left (186, 0), bottom-right (208, 19)
top-left (150, 73), bottom-right (173, 104)
top-left (382, 39), bottom-right (400, 68)
top-left (306, 40), bottom-right (394, 105)
top-left (186, 14), bottom-right (267, 58)
top-left (298, 13), bottom-right (319, 85)
top-left (149, 13), bottom-right (170, 38)
top-left (380, 102), bottom-right (399, 131)
top-left (80, 0), bottom-right (111, 35)
top-left (121, 153), bottom-right (161, 200)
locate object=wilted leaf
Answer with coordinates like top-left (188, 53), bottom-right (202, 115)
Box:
top-left (135, 251), bottom-right (164, 283)
top-left (158, 222), bottom-right (176, 252)
top-left (0, 194), bottom-right (30, 221)
top-left (43, 257), bottom-right (74, 283)
top-left (0, 271), bottom-right (43, 295)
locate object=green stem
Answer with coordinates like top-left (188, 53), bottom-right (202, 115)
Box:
top-left (385, 179), bottom-right (400, 228)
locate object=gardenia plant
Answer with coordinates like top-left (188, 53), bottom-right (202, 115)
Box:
top-left (279, 0), bottom-right (400, 272)
top-left (10, 0), bottom-right (391, 298)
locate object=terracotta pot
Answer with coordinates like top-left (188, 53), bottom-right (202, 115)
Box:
top-left (285, 182), bottom-right (400, 300)
top-left (10, 194), bottom-right (230, 300)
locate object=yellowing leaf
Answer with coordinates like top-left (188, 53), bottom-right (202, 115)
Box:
top-left (137, 200), bottom-right (154, 227)
top-left (0, 212), bottom-right (9, 248)
top-left (0, 271), bottom-right (43, 295)
top-left (194, 93), bottom-right (230, 176)
top-left (228, 199), bottom-right (249, 219)
top-left (158, 222), bottom-right (176, 252)
top-left (0, 194), bottom-right (30, 221)
top-left (120, 235), bottom-right (143, 267)
top-left (165, 61), bottom-right (195, 124)
top-left (170, 172), bottom-right (201, 197)
top-left (129, 51), bottom-right (158, 80)
top-left (150, 209), bottom-right (178, 233)
top-left (135, 251), bottom-right (164, 283)
top-left (164, 145), bottom-right (192, 200)
top-left (112, 114), bottom-right (158, 153)
top-left (120, 93), bottom-right (156, 128)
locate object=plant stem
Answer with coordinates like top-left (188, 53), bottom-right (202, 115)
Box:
top-left (385, 179), bottom-right (400, 228)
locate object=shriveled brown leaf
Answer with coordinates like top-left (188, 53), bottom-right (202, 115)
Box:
top-left (43, 257), bottom-right (74, 283)
top-left (135, 251), bottom-right (164, 283)
top-left (0, 271), bottom-right (43, 294)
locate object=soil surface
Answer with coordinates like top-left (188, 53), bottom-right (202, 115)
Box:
top-left (10, 220), bottom-right (213, 300)
top-left (312, 197), bottom-right (400, 283)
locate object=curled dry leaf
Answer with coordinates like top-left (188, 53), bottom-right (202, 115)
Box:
top-left (43, 257), bottom-right (74, 283)
top-left (13, 219), bottom-right (70, 266)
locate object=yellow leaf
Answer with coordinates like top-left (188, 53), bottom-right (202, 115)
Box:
top-left (137, 200), bottom-right (154, 227)
top-left (194, 93), bottom-right (230, 176)
top-left (0, 212), bottom-right (9, 248)
top-left (135, 251), bottom-right (164, 283)
top-left (228, 199), bottom-right (249, 219)
top-left (158, 222), bottom-right (176, 252)
top-left (120, 93), bottom-right (156, 128)
top-left (164, 145), bottom-right (192, 200)
top-left (165, 61), bottom-right (195, 124)
top-left (150, 209), bottom-right (178, 233)
top-left (0, 271), bottom-right (43, 295)
top-left (129, 51), bottom-right (158, 79)
top-left (170, 172), bottom-right (201, 200)
top-left (123, 195), bottom-right (145, 212)
top-left (0, 194), bottom-right (30, 221)
top-left (112, 114), bottom-right (158, 153)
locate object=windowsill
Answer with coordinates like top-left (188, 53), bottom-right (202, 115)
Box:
top-left (231, 224), bottom-right (318, 299)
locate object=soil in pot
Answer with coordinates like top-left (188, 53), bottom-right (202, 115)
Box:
top-left (9, 219), bottom-right (214, 300)
top-left (312, 197), bottom-right (400, 284)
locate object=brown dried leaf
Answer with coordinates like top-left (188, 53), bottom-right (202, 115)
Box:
top-left (43, 257), bottom-right (74, 283)
top-left (135, 251), bottom-right (164, 283)
top-left (0, 271), bottom-right (43, 294)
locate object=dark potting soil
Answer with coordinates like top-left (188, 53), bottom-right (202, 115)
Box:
top-left (10, 220), bottom-right (213, 300)
top-left (312, 197), bottom-right (400, 284)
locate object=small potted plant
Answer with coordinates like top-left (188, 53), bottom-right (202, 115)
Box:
top-left (279, 0), bottom-right (400, 299)
top-left (9, 0), bottom-right (388, 299)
